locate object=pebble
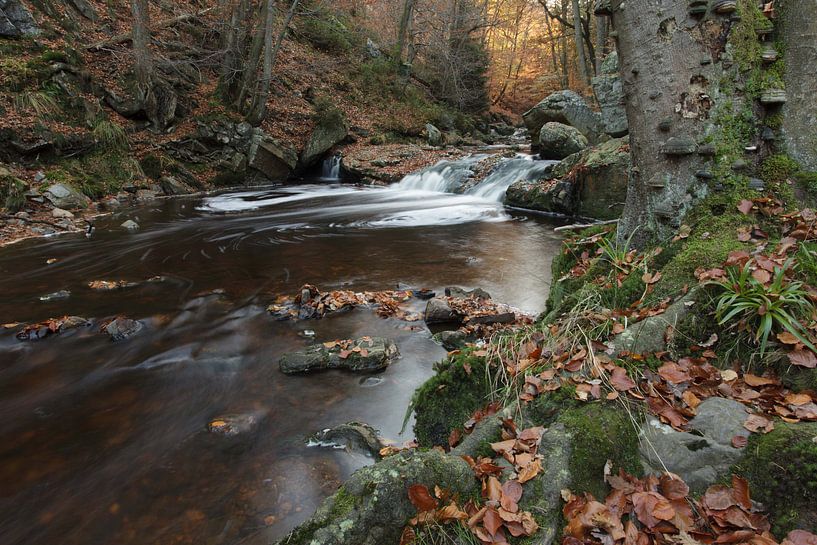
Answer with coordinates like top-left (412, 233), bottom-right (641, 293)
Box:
top-left (120, 220), bottom-right (140, 231)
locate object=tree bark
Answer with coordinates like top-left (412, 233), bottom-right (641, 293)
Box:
top-left (236, 0), bottom-right (268, 110)
top-left (396, 0), bottom-right (417, 64)
top-left (571, 0), bottom-right (589, 86)
top-left (594, 7), bottom-right (607, 75)
top-left (131, 0), bottom-right (152, 93)
top-left (246, 0), bottom-right (277, 126)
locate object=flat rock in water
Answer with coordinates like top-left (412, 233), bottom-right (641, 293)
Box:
top-left (104, 317), bottom-right (144, 341)
top-left (309, 421), bottom-right (385, 458)
top-left (279, 337), bottom-right (399, 374)
top-left (444, 286), bottom-right (491, 300)
top-left (467, 312), bottom-right (516, 325)
top-left (120, 220), bottom-right (139, 231)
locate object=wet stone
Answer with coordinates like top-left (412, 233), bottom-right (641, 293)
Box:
top-left (207, 412), bottom-right (265, 453)
top-left (120, 220), bottom-right (140, 231)
top-left (308, 421), bottom-right (385, 458)
top-left (445, 286), bottom-right (491, 300)
top-left (39, 290), bottom-right (71, 302)
top-left (424, 298), bottom-right (463, 325)
top-left (104, 317), bottom-right (144, 341)
top-left (279, 337), bottom-right (399, 374)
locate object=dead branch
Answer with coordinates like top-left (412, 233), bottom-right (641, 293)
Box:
top-left (86, 8), bottom-right (214, 51)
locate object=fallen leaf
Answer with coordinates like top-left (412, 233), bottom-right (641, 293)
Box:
top-left (408, 484), bottom-right (438, 512)
top-left (788, 349), bottom-right (817, 369)
top-left (743, 374), bottom-right (777, 387)
top-left (731, 435), bottom-right (748, 448)
top-left (738, 200), bottom-right (754, 214)
top-left (743, 414), bottom-right (774, 434)
top-left (610, 366), bottom-right (636, 391)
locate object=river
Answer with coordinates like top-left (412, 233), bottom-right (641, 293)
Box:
top-left (0, 173), bottom-right (563, 544)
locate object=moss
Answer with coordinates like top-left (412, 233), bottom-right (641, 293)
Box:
top-left (140, 153), bottom-right (164, 180)
top-left (312, 96), bottom-right (346, 129)
top-left (557, 402), bottom-right (642, 499)
top-left (412, 349), bottom-right (493, 448)
top-left (45, 152), bottom-right (141, 199)
top-left (0, 172), bottom-right (26, 212)
top-left (297, 4), bottom-right (363, 54)
top-left (795, 171), bottom-right (817, 197)
top-left (525, 388), bottom-right (578, 426)
top-left (732, 421), bottom-right (817, 536)
top-left (761, 154), bottom-right (800, 183)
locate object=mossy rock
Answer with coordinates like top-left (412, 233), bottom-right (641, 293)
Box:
top-left (277, 449), bottom-right (478, 545)
top-left (556, 402), bottom-right (642, 499)
top-left (732, 421), bottom-right (817, 536)
top-left (412, 350), bottom-right (493, 448)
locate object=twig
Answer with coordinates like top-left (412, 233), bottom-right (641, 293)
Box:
top-left (553, 219), bottom-right (619, 233)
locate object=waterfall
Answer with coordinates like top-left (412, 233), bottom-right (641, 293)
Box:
top-left (321, 155), bottom-right (342, 180)
top-left (467, 155), bottom-right (555, 201)
top-left (395, 153), bottom-right (556, 202)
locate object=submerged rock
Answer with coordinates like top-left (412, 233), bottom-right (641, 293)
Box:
top-left (206, 411), bottom-right (266, 453)
top-left (538, 122), bottom-right (589, 160)
top-left (279, 337), bottom-right (399, 374)
top-left (103, 317), bottom-right (144, 341)
top-left (434, 329), bottom-right (468, 350)
top-left (39, 290), bottom-right (71, 302)
top-left (309, 421), bottom-right (385, 458)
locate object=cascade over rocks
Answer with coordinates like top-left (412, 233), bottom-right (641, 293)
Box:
top-left (522, 90), bottom-right (606, 149)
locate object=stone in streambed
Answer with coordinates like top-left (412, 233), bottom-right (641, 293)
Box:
top-left (434, 329), bottom-right (468, 351)
top-left (120, 219), bottom-right (140, 231)
top-left (207, 411), bottom-right (266, 453)
top-left (309, 421), bottom-right (385, 458)
top-left (279, 337), bottom-right (399, 374)
top-left (423, 298), bottom-right (462, 325)
top-left (444, 286), bottom-right (491, 300)
top-left (103, 317), bottom-right (144, 341)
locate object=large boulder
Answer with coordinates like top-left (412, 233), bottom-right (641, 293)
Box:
top-left (522, 90), bottom-right (605, 148)
top-left (248, 137), bottom-right (298, 181)
top-left (639, 397), bottom-right (750, 493)
top-left (275, 449), bottom-right (478, 545)
top-left (423, 298), bottom-right (462, 326)
top-left (425, 123), bottom-right (443, 146)
top-left (279, 337), bottom-right (399, 374)
top-left (505, 136), bottom-right (630, 220)
top-left (44, 183), bottom-right (91, 210)
top-left (592, 51), bottom-right (628, 137)
top-left (538, 122), bottom-right (589, 160)
top-left (299, 107), bottom-right (349, 170)
top-left (0, 0), bottom-right (38, 37)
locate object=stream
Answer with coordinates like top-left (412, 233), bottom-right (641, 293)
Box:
top-left (0, 158), bottom-right (564, 545)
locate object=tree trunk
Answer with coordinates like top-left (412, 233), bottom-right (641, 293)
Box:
top-left (246, 0), bottom-right (276, 126)
top-left (131, 0), bottom-right (152, 93)
top-left (571, 0), bottom-right (589, 87)
top-left (396, 0), bottom-right (416, 64)
top-left (610, 0), bottom-right (778, 247)
top-left (236, 0), bottom-right (268, 110)
top-left (594, 9), bottom-right (607, 75)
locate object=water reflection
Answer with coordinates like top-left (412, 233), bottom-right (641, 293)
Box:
top-left (0, 184), bottom-right (563, 545)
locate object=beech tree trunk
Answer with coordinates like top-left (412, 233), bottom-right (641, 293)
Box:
top-left (397, 0), bottom-right (417, 64)
top-left (131, 0), bottom-right (152, 93)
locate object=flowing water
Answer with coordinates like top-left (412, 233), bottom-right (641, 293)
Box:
top-left (0, 160), bottom-right (563, 545)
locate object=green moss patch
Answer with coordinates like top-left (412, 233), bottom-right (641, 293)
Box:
top-left (557, 402), bottom-right (642, 499)
top-left (732, 422), bottom-right (817, 536)
top-left (412, 350), bottom-right (493, 448)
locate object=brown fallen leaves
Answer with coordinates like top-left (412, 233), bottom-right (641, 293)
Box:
top-left (564, 471), bottom-right (816, 545)
top-left (15, 315), bottom-right (89, 340)
top-left (403, 419), bottom-right (543, 545)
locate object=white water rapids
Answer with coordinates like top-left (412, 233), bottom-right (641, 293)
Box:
top-left (199, 153), bottom-right (557, 228)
